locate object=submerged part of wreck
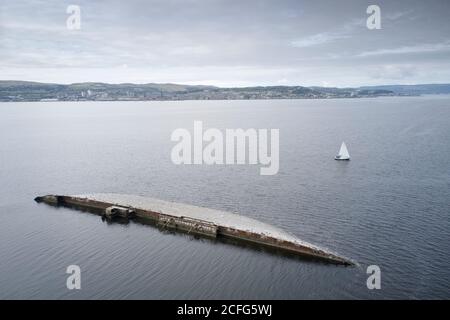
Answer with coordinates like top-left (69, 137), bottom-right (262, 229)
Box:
top-left (34, 193), bottom-right (354, 265)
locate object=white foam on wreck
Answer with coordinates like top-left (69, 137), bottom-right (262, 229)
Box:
top-left (74, 193), bottom-right (327, 252)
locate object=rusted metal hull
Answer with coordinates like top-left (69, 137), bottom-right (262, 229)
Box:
top-left (34, 195), bottom-right (353, 265)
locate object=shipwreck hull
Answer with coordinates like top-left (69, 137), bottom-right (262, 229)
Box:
top-left (34, 194), bottom-right (353, 265)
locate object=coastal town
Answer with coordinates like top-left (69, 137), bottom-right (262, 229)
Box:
top-left (0, 80), bottom-right (403, 102)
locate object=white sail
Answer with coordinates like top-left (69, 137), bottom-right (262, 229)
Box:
top-left (336, 142), bottom-right (350, 160)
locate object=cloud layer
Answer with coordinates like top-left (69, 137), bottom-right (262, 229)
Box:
top-left (1, 0), bottom-right (449, 86)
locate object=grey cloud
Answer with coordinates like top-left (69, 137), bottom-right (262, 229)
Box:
top-left (369, 65), bottom-right (418, 80)
top-left (356, 41), bottom-right (450, 57)
top-left (0, 0), bottom-right (449, 86)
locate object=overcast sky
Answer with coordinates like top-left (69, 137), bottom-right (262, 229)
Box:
top-left (1, 0), bottom-right (449, 87)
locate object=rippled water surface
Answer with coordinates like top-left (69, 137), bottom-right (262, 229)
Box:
top-left (0, 96), bottom-right (449, 299)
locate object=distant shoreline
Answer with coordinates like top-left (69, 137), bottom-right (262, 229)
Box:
top-left (0, 95), bottom-right (425, 103)
top-left (1, 80), bottom-right (449, 102)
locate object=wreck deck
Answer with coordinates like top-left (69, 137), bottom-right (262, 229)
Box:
top-left (34, 193), bottom-right (353, 265)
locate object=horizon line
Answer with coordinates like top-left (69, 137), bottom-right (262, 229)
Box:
top-left (1, 79), bottom-right (450, 89)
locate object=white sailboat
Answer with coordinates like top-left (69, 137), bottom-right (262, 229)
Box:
top-left (335, 142), bottom-right (350, 160)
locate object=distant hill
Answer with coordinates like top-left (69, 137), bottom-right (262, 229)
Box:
top-left (359, 84), bottom-right (450, 95)
top-left (0, 80), bottom-right (448, 102)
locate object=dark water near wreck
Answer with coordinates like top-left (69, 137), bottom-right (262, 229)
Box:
top-left (0, 96), bottom-right (449, 299)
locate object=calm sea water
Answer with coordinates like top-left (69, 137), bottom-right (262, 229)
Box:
top-left (0, 96), bottom-right (449, 299)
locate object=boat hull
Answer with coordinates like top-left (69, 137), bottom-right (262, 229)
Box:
top-left (334, 157), bottom-right (350, 161)
top-left (34, 194), bottom-right (354, 265)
